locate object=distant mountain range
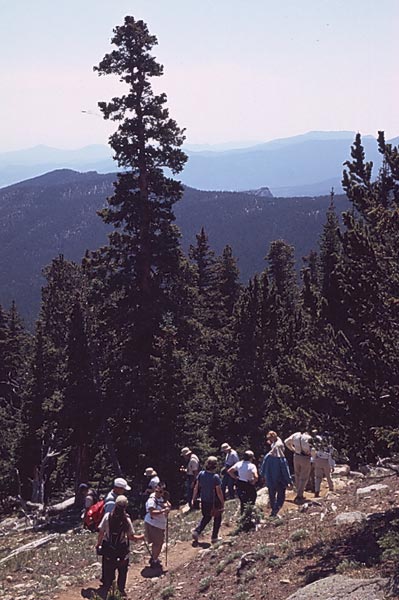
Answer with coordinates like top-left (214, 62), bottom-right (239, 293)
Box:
top-left (1, 131), bottom-right (396, 196)
top-left (0, 168), bottom-right (349, 325)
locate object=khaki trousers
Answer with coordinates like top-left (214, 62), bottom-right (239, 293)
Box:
top-left (293, 454), bottom-right (311, 498)
top-left (314, 457), bottom-right (334, 493)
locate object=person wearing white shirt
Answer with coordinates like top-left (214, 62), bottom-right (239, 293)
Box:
top-left (227, 450), bottom-right (258, 513)
top-left (180, 447), bottom-right (200, 508)
top-left (284, 431), bottom-right (313, 503)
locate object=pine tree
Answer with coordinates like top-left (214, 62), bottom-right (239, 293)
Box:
top-left (89, 16), bottom-right (187, 474)
top-left (63, 301), bottom-right (98, 489)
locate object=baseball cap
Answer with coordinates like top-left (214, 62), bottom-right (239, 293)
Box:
top-left (114, 477), bottom-right (131, 491)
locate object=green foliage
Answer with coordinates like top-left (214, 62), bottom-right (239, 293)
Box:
top-left (198, 576), bottom-right (213, 592)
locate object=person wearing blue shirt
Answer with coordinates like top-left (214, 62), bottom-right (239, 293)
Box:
top-left (260, 431), bottom-right (292, 517)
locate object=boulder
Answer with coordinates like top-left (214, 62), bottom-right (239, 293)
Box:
top-left (255, 487), bottom-right (270, 510)
top-left (286, 574), bottom-right (388, 599)
top-left (356, 484), bottom-right (389, 497)
top-left (332, 465), bottom-right (350, 477)
top-left (334, 511), bottom-right (367, 526)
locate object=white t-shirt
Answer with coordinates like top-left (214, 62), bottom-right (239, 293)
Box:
top-left (98, 512), bottom-right (135, 541)
top-left (187, 454), bottom-right (200, 476)
top-left (144, 494), bottom-right (168, 530)
top-left (234, 460), bottom-right (257, 483)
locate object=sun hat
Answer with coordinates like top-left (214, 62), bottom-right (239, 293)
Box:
top-left (114, 477), bottom-right (131, 491)
top-left (115, 495), bottom-right (129, 508)
top-left (220, 442), bottom-right (231, 451)
top-left (180, 447), bottom-right (191, 457)
top-left (144, 467), bottom-right (158, 477)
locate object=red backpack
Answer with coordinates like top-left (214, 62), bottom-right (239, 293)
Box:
top-left (84, 500), bottom-right (105, 532)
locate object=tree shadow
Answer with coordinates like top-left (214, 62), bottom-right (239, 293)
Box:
top-left (299, 508), bottom-right (399, 585)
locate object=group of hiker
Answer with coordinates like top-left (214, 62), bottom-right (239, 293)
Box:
top-left (79, 429), bottom-right (335, 597)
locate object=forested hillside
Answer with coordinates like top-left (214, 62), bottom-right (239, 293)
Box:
top-left (0, 16), bottom-right (399, 519)
top-left (0, 169), bottom-right (348, 323)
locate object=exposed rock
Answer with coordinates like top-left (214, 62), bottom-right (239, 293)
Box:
top-left (348, 471), bottom-right (365, 478)
top-left (356, 484), bottom-right (390, 497)
top-left (286, 574), bottom-right (388, 599)
top-left (334, 511), bottom-right (367, 526)
top-left (332, 465), bottom-right (350, 477)
top-left (255, 487), bottom-right (270, 510)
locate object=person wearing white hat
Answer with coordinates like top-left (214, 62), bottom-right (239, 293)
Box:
top-left (143, 468), bottom-right (160, 496)
top-left (104, 477), bottom-right (132, 514)
top-left (180, 447), bottom-right (200, 508)
top-left (220, 443), bottom-right (239, 500)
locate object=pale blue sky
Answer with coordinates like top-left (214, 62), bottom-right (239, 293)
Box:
top-left (0, 0), bottom-right (397, 151)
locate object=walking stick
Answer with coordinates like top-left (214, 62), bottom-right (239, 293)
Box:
top-left (165, 514), bottom-right (169, 567)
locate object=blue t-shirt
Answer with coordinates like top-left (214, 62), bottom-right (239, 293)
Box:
top-left (198, 471), bottom-right (221, 504)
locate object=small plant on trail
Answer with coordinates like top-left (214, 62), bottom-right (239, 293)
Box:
top-left (290, 528), bottom-right (309, 544)
top-left (92, 582), bottom-right (124, 600)
top-left (160, 584), bottom-right (176, 599)
top-left (198, 575), bottom-right (213, 592)
top-left (234, 504), bottom-right (262, 534)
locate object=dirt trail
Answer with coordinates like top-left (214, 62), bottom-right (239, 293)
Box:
top-left (57, 486), bottom-right (333, 600)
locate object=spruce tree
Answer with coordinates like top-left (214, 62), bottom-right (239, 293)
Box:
top-left (90, 16), bottom-right (187, 473)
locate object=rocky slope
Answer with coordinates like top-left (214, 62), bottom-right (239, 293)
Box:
top-left (1, 467), bottom-right (399, 599)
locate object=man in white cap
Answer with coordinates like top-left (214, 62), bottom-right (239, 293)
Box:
top-left (180, 447), bottom-right (199, 508)
top-left (220, 442), bottom-right (239, 500)
top-left (104, 477), bottom-right (132, 514)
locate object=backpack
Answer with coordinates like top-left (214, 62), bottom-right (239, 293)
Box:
top-left (84, 499), bottom-right (105, 532)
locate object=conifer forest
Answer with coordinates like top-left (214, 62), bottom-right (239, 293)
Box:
top-left (1, 16), bottom-right (399, 509)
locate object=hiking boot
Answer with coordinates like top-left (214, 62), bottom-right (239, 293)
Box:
top-left (211, 537), bottom-right (222, 544)
top-left (314, 491), bottom-right (320, 498)
top-left (191, 529), bottom-right (199, 542)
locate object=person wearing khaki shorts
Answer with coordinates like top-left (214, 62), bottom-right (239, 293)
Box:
top-left (144, 484), bottom-right (170, 569)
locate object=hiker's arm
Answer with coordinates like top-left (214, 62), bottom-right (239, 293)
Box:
top-left (96, 529), bottom-right (104, 548)
top-left (252, 466), bottom-right (259, 484)
top-left (192, 480), bottom-right (199, 504)
top-left (215, 485), bottom-right (224, 508)
top-left (227, 465), bottom-right (238, 479)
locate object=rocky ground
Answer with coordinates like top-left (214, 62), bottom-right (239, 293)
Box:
top-left (2, 467), bottom-right (399, 599)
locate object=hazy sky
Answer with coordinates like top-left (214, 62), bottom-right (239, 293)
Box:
top-left (0, 0), bottom-right (398, 151)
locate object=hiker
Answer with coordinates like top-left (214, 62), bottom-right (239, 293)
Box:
top-left (180, 447), bottom-right (200, 509)
top-left (191, 456), bottom-right (225, 543)
top-left (144, 483), bottom-right (171, 569)
top-left (284, 431), bottom-right (313, 504)
top-left (96, 495), bottom-right (144, 597)
top-left (260, 431), bottom-right (293, 517)
top-left (104, 477), bottom-right (132, 514)
top-left (141, 467), bottom-right (160, 517)
top-left (78, 483), bottom-right (98, 517)
top-left (220, 442), bottom-right (239, 500)
top-left (143, 467), bottom-right (160, 496)
top-left (313, 434), bottom-right (335, 497)
top-left (227, 450), bottom-right (258, 514)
